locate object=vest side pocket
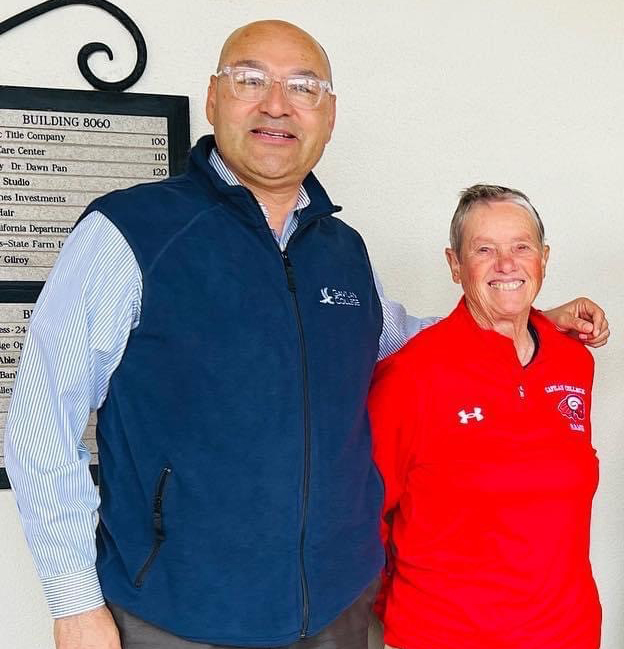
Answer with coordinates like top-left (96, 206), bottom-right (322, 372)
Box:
top-left (134, 467), bottom-right (172, 588)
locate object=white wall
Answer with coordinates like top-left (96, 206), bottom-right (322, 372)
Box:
top-left (1, 1), bottom-right (622, 647)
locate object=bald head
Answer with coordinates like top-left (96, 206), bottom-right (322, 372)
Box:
top-left (218, 20), bottom-right (332, 84)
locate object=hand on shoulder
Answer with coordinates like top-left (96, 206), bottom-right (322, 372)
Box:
top-left (542, 296), bottom-right (610, 348)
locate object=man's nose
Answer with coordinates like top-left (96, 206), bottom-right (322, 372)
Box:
top-left (258, 80), bottom-right (292, 117)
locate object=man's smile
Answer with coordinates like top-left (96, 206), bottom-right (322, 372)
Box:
top-left (250, 127), bottom-right (297, 141)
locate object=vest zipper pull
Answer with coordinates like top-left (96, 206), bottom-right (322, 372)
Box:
top-left (282, 251), bottom-right (296, 292)
top-left (518, 385), bottom-right (525, 398)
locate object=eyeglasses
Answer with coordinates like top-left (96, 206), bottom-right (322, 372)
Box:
top-left (217, 66), bottom-right (333, 110)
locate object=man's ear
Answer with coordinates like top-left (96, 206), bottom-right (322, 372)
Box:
top-left (445, 248), bottom-right (462, 284)
top-left (206, 76), bottom-right (218, 125)
top-left (325, 93), bottom-right (337, 143)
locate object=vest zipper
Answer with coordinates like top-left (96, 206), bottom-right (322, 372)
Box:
top-left (257, 206), bottom-right (333, 636)
top-left (134, 467), bottom-right (172, 588)
top-left (281, 249), bottom-right (311, 638)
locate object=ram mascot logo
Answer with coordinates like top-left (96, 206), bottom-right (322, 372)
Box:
top-left (558, 394), bottom-right (585, 421)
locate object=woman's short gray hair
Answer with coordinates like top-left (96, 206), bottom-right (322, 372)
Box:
top-left (449, 184), bottom-right (545, 255)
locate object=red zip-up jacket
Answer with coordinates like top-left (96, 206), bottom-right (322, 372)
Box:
top-left (369, 299), bottom-right (600, 649)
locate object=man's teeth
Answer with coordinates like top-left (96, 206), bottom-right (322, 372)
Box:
top-left (489, 280), bottom-right (524, 291)
top-left (256, 129), bottom-right (292, 138)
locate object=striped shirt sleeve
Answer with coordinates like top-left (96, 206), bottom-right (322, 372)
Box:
top-left (373, 268), bottom-right (439, 360)
top-left (3, 211), bottom-right (141, 618)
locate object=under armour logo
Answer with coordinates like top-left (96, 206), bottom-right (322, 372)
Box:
top-left (320, 287), bottom-right (335, 305)
top-left (458, 408), bottom-right (484, 424)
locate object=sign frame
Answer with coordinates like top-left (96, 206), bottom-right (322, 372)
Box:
top-left (0, 85), bottom-right (190, 488)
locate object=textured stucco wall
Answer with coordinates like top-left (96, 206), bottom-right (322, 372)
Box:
top-left (1, 1), bottom-right (622, 647)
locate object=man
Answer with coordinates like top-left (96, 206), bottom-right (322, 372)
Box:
top-left (4, 20), bottom-right (608, 649)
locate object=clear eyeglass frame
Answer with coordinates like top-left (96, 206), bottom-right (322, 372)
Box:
top-left (216, 66), bottom-right (333, 110)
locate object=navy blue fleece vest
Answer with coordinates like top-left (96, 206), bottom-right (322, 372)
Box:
top-left (89, 136), bottom-right (383, 646)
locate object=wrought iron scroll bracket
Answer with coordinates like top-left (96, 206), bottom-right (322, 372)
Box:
top-left (0, 0), bottom-right (147, 92)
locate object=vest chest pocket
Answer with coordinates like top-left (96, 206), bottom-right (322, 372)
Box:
top-left (134, 467), bottom-right (172, 588)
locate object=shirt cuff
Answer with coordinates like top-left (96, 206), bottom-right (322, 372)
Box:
top-left (41, 566), bottom-right (105, 618)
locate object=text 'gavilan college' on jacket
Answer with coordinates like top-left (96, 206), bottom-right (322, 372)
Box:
top-left (81, 135), bottom-right (384, 646)
top-left (369, 298), bottom-right (601, 649)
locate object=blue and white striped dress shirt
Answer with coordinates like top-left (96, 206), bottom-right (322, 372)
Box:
top-left (4, 150), bottom-right (436, 618)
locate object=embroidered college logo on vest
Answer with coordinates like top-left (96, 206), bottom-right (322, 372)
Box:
top-left (320, 287), bottom-right (335, 304)
top-left (319, 287), bottom-right (361, 307)
top-left (458, 407), bottom-right (484, 424)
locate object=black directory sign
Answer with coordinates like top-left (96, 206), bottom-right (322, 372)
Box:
top-left (0, 86), bottom-right (190, 487)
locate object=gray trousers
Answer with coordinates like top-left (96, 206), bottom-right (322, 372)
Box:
top-left (109, 578), bottom-right (379, 649)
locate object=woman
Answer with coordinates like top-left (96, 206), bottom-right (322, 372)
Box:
top-left (368, 185), bottom-right (601, 649)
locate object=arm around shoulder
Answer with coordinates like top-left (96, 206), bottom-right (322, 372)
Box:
top-left (542, 297), bottom-right (609, 348)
